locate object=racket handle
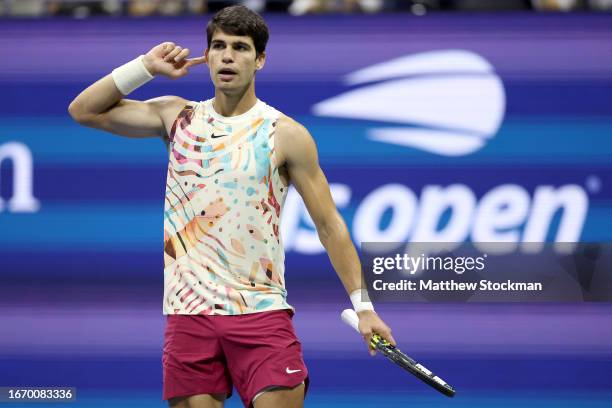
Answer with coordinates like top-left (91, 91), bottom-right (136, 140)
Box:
top-left (341, 308), bottom-right (360, 333)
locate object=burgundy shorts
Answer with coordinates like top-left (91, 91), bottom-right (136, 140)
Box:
top-left (162, 309), bottom-right (309, 407)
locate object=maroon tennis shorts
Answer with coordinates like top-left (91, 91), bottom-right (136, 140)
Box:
top-left (162, 309), bottom-right (309, 407)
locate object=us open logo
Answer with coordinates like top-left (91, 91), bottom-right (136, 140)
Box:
top-left (312, 50), bottom-right (506, 157)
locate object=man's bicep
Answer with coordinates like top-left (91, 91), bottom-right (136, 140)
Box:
top-left (92, 98), bottom-right (167, 138)
top-left (88, 95), bottom-right (186, 139)
top-left (286, 135), bottom-right (338, 227)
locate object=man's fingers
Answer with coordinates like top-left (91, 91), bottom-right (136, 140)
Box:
top-left (360, 329), bottom-right (372, 344)
top-left (173, 48), bottom-right (190, 63)
top-left (185, 56), bottom-right (206, 68)
top-left (361, 330), bottom-right (376, 356)
top-left (379, 329), bottom-right (396, 347)
top-left (381, 333), bottom-right (396, 346)
top-left (366, 338), bottom-right (376, 356)
top-left (164, 46), bottom-right (183, 62)
top-left (159, 42), bottom-right (176, 55)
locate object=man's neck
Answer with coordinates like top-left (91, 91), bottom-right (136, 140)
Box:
top-left (213, 84), bottom-right (258, 117)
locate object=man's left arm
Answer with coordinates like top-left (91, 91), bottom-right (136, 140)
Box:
top-left (276, 116), bottom-right (396, 355)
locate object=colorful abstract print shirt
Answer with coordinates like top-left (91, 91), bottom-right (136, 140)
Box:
top-left (163, 99), bottom-right (290, 315)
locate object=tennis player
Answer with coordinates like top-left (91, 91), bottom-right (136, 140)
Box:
top-left (68, 6), bottom-right (395, 408)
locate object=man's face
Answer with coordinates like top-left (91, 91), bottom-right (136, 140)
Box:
top-left (205, 29), bottom-right (265, 94)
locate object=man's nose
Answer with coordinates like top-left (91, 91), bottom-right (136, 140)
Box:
top-left (221, 48), bottom-right (234, 63)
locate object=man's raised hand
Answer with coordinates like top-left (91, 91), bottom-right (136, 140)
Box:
top-left (143, 42), bottom-right (206, 79)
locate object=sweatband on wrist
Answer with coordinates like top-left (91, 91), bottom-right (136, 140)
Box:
top-left (350, 289), bottom-right (375, 313)
top-left (111, 55), bottom-right (154, 95)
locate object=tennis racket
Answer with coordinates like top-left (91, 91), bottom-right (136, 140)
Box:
top-left (341, 309), bottom-right (456, 397)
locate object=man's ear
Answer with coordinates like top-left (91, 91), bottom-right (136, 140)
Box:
top-left (255, 51), bottom-right (266, 71)
top-left (204, 48), bottom-right (209, 64)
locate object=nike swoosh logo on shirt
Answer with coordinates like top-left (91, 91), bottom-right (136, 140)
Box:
top-left (211, 133), bottom-right (228, 138)
top-left (286, 367), bottom-right (302, 374)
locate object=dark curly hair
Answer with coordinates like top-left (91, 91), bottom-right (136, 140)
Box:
top-left (206, 6), bottom-right (269, 57)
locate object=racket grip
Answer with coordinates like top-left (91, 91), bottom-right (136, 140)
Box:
top-left (341, 308), bottom-right (360, 333)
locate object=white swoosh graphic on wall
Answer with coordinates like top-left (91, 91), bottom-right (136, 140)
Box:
top-left (312, 50), bottom-right (506, 156)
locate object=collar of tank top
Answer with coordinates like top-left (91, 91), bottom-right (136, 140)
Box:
top-left (206, 98), bottom-right (263, 124)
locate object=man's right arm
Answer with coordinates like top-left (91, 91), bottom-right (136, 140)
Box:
top-left (68, 42), bottom-right (205, 139)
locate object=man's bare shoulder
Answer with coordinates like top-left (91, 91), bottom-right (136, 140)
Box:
top-left (146, 95), bottom-right (192, 137)
top-left (147, 95), bottom-right (190, 115)
top-left (275, 113), bottom-right (317, 166)
top-left (276, 113), bottom-right (309, 138)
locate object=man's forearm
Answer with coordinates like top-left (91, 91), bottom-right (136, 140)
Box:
top-left (318, 214), bottom-right (363, 295)
top-left (68, 74), bottom-right (124, 122)
top-left (69, 52), bottom-right (158, 123)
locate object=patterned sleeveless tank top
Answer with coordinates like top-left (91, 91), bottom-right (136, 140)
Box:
top-left (163, 98), bottom-right (290, 315)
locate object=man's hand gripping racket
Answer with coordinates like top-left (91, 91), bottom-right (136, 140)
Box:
top-left (341, 309), bottom-right (456, 397)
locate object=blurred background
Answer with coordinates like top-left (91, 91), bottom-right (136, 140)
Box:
top-left (1, 1), bottom-right (612, 408)
top-left (1, 0), bottom-right (612, 16)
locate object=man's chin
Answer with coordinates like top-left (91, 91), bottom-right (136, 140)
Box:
top-left (216, 83), bottom-right (245, 95)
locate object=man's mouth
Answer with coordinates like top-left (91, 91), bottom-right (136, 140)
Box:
top-left (218, 68), bottom-right (237, 81)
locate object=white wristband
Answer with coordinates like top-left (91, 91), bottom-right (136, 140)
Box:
top-left (350, 289), bottom-right (375, 313)
top-left (111, 55), bottom-right (154, 95)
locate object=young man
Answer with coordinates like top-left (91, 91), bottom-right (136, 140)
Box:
top-left (68, 6), bottom-right (395, 408)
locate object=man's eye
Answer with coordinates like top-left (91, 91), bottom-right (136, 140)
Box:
top-left (213, 43), bottom-right (223, 49)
